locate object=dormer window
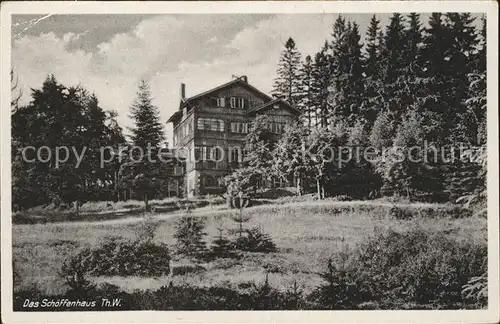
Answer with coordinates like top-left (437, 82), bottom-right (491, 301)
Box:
top-left (230, 97), bottom-right (245, 109)
top-left (216, 97), bottom-right (225, 108)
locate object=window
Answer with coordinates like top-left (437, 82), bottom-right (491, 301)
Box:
top-left (230, 97), bottom-right (245, 109)
top-left (230, 122), bottom-right (249, 134)
top-left (217, 97), bottom-right (225, 108)
top-left (210, 146), bottom-right (223, 161)
top-left (179, 122), bottom-right (191, 138)
top-left (197, 118), bottom-right (224, 132)
top-left (265, 122), bottom-right (286, 134)
top-left (194, 145), bottom-right (223, 162)
top-left (229, 147), bottom-right (241, 163)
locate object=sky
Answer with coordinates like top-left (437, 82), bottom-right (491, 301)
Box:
top-left (10, 13), bottom-right (459, 143)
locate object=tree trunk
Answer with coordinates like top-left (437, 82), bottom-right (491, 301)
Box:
top-left (114, 171), bottom-right (119, 201)
top-left (296, 177), bottom-right (302, 196)
top-left (317, 178), bottom-right (322, 200)
top-left (74, 200), bottom-right (80, 215)
top-left (144, 193), bottom-right (149, 213)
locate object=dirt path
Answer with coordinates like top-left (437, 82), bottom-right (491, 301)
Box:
top-left (15, 200), bottom-right (452, 228)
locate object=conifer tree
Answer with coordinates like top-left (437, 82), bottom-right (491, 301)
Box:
top-left (129, 80), bottom-right (165, 150)
top-left (415, 13), bottom-right (450, 146)
top-left (328, 17), bottom-right (364, 126)
top-left (405, 13), bottom-right (422, 67)
top-left (383, 13), bottom-right (407, 84)
top-left (365, 15), bottom-right (382, 78)
top-left (11, 75), bottom-right (126, 210)
top-left (443, 13), bottom-right (480, 144)
top-left (298, 55), bottom-right (315, 127)
top-left (174, 210), bottom-right (208, 259)
top-left (328, 16), bottom-right (349, 123)
top-left (311, 42), bottom-right (331, 127)
top-left (272, 37), bottom-right (302, 106)
top-left (343, 22), bottom-right (364, 125)
top-left (361, 15), bottom-right (384, 126)
top-left (120, 80), bottom-right (168, 211)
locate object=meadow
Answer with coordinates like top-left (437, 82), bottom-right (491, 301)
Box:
top-left (13, 198), bottom-right (487, 304)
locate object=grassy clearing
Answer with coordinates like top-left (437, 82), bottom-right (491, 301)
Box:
top-left (13, 200), bottom-right (486, 297)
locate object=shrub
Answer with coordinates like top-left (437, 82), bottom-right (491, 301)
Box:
top-left (387, 205), bottom-right (473, 220)
top-left (308, 227), bottom-right (487, 309)
top-left (210, 235), bottom-right (238, 259)
top-left (136, 216), bottom-right (160, 242)
top-left (308, 239), bottom-right (363, 310)
top-left (354, 228), bottom-right (486, 308)
top-left (230, 208), bottom-right (252, 237)
top-left (209, 215), bottom-right (238, 259)
top-left (60, 250), bottom-right (95, 291)
top-left (61, 237), bottom-right (171, 277)
top-left (173, 211), bottom-right (208, 259)
top-left (231, 227), bottom-right (277, 253)
top-left (461, 271), bottom-right (487, 307)
top-left (388, 205), bottom-right (414, 220)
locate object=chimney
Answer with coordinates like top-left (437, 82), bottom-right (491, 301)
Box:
top-left (180, 83), bottom-right (186, 100)
top-left (241, 75), bottom-right (248, 83)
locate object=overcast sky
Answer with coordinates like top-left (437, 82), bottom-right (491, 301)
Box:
top-left (11, 13), bottom-right (478, 143)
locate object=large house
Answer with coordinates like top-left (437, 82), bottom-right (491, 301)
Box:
top-left (167, 76), bottom-right (300, 197)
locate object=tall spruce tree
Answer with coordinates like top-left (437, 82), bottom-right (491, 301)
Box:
top-left (361, 15), bottom-right (385, 126)
top-left (120, 80), bottom-right (167, 211)
top-left (328, 16), bottom-right (349, 124)
top-left (312, 41), bottom-right (332, 127)
top-left (272, 37), bottom-right (302, 106)
top-left (382, 13), bottom-right (409, 128)
top-left (383, 13), bottom-right (407, 84)
top-left (416, 13), bottom-right (450, 145)
top-left (129, 80), bottom-right (165, 150)
top-left (344, 22), bottom-right (364, 126)
top-left (443, 13), bottom-right (479, 144)
top-left (404, 13), bottom-right (422, 69)
top-left (365, 15), bottom-right (382, 78)
top-left (298, 55), bottom-right (315, 127)
top-left (329, 17), bottom-right (364, 126)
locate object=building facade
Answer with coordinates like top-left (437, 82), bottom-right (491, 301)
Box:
top-left (167, 76), bottom-right (299, 197)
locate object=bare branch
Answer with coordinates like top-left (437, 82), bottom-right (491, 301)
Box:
top-left (11, 68), bottom-right (23, 111)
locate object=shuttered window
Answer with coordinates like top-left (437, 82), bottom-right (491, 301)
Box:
top-left (230, 122), bottom-right (249, 134)
top-left (197, 118), bottom-right (224, 132)
top-left (229, 97), bottom-right (246, 109)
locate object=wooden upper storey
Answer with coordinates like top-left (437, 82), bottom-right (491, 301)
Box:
top-left (168, 77), bottom-right (300, 147)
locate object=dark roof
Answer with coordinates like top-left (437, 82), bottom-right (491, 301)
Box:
top-left (167, 78), bottom-right (300, 124)
top-left (185, 78), bottom-right (273, 103)
top-left (167, 110), bottom-right (182, 123)
top-left (248, 98), bottom-right (300, 115)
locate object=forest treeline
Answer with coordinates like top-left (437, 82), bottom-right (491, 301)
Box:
top-left (11, 13), bottom-right (487, 211)
top-left (230, 13), bottom-right (487, 203)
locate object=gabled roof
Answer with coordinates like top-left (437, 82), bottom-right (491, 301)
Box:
top-left (167, 110), bottom-right (182, 123)
top-left (167, 78), bottom-right (300, 124)
top-left (185, 78), bottom-right (273, 103)
top-left (248, 98), bottom-right (300, 115)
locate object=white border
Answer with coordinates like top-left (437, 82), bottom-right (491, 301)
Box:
top-left (1, 1), bottom-right (499, 323)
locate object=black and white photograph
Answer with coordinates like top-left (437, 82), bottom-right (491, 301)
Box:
top-left (1, 1), bottom-right (499, 323)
